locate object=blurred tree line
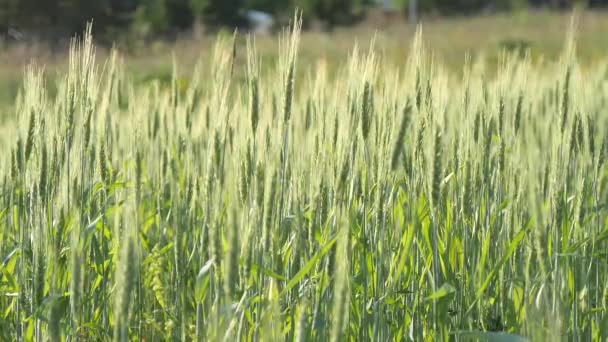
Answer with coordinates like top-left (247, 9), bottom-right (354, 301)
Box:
top-left (0, 0), bottom-right (605, 41)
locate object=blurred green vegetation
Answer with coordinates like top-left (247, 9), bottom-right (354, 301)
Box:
top-left (0, 9), bottom-right (607, 122)
top-left (0, 0), bottom-right (605, 40)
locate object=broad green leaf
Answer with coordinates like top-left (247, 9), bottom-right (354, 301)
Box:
top-left (467, 219), bottom-right (532, 315)
top-left (195, 258), bottom-right (215, 303)
top-left (25, 318), bottom-right (34, 342)
top-left (2, 247), bottom-right (20, 267)
top-left (426, 282), bottom-right (456, 301)
top-left (279, 233), bottom-right (339, 298)
top-left (391, 222), bottom-right (415, 283)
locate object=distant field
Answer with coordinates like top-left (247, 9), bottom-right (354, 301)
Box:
top-left (0, 9), bottom-right (606, 115)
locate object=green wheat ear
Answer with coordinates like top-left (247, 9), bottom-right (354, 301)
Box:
top-left (391, 101), bottom-right (412, 171)
top-left (24, 109), bottom-right (36, 164)
top-left (361, 81), bottom-right (373, 141)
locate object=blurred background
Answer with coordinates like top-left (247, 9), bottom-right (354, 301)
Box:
top-left (1, 1), bottom-right (606, 42)
top-left (0, 0), bottom-right (606, 38)
top-left (0, 0), bottom-right (606, 110)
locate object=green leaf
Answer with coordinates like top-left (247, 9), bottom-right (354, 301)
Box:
top-left (279, 233), bottom-right (339, 298)
top-left (426, 282), bottom-right (456, 301)
top-left (250, 263), bottom-right (288, 281)
top-left (25, 318), bottom-right (35, 342)
top-left (84, 215), bottom-right (103, 235)
top-left (391, 222), bottom-right (416, 283)
top-left (466, 219), bottom-right (532, 316)
top-left (1, 248), bottom-right (20, 291)
top-left (195, 258), bottom-right (215, 303)
top-left (2, 247), bottom-right (20, 267)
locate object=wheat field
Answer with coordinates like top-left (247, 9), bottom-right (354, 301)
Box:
top-left (0, 17), bottom-right (607, 341)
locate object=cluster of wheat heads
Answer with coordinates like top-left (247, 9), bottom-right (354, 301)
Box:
top-left (0, 19), bottom-right (607, 341)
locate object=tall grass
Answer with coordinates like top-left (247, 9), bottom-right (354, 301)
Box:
top-left (0, 18), bottom-right (607, 341)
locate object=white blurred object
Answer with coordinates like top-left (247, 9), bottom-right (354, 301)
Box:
top-left (244, 10), bottom-right (274, 34)
top-left (7, 27), bottom-right (24, 41)
top-left (379, 0), bottom-right (395, 10)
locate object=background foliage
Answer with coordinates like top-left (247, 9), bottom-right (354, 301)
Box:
top-left (0, 0), bottom-right (606, 39)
